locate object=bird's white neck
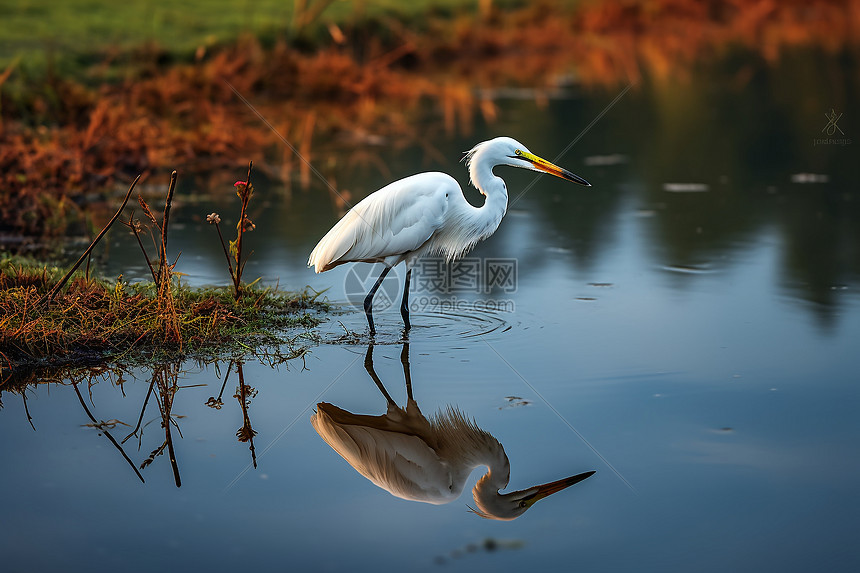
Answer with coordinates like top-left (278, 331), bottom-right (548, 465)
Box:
top-left (468, 140), bottom-right (512, 225)
top-left (470, 450), bottom-right (516, 516)
top-left (474, 457), bottom-right (510, 493)
top-left (442, 155), bottom-right (509, 255)
top-left (468, 150), bottom-right (510, 209)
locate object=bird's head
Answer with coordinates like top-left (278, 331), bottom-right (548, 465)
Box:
top-left (464, 137), bottom-right (591, 187)
top-left (469, 470), bottom-right (595, 520)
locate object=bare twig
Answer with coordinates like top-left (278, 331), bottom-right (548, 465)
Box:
top-left (147, 365), bottom-right (182, 487)
top-left (22, 391), bottom-right (35, 431)
top-left (41, 175), bottom-right (141, 304)
top-left (160, 171), bottom-right (178, 278)
top-left (122, 375), bottom-right (157, 445)
top-left (214, 222), bottom-right (236, 285)
top-left (234, 363), bottom-right (257, 468)
top-left (73, 383), bottom-right (145, 484)
top-left (124, 210), bottom-right (159, 284)
top-left (154, 171), bottom-right (181, 344)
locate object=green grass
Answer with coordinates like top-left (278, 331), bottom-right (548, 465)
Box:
top-left (0, 255), bottom-right (329, 384)
top-left (1, 0), bottom-right (522, 71)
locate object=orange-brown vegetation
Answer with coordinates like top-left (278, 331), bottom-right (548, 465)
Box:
top-left (0, 168), bottom-right (322, 381)
top-left (0, 259), bottom-right (323, 382)
top-left (1, 0), bottom-right (857, 237)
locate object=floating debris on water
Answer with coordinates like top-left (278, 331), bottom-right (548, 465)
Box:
top-left (790, 173), bottom-right (829, 184)
top-left (500, 396), bottom-right (532, 409)
top-left (708, 427), bottom-right (735, 433)
top-left (584, 154), bottom-right (628, 166)
top-left (588, 282), bottom-right (614, 287)
top-left (660, 264), bottom-right (716, 275)
top-left (81, 419), bottom-right (130, 430)
top-left (663, 183), bottom-right (710, 192)
top-left (434, 537), bottom-right (525, 565)
top-left (546, 246), bottom-right (572, 254)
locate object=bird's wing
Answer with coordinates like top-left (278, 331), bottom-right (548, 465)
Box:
top-left (311, 403), bottom-right (460, 504)
top-left (308, 172), bottom-right (457, 272)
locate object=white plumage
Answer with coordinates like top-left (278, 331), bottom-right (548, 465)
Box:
top-left (308, 172), bottom-right (455, 272)
top-left (308, 137), bottom-right (590, 333)
top-left (312, 402), bottom-right (500, 505)
top-left (311, 343), bottom-right (595, 519)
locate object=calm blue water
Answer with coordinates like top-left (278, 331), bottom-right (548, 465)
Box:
top-left (2, 49), bottom-right (859, 572)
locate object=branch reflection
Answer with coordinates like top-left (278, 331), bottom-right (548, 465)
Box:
top-left (73, 380), bottom-right (145, 484)
top-left (232, 362), bottom-right (258, 469)
top-left (112, 363), bottom-right (184, 487)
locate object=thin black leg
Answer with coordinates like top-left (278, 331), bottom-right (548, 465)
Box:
top-left (400, 269), bottom-right (412, 330)
top-left (400, 341), bottom-right (413, 401)
top-left (364, 266), bottom-right (391, 335)
top-left (364, 342), bottom-right (397, 407)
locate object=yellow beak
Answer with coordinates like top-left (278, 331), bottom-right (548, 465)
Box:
top-left (519, 151), bottom-right (591, 186)
top-left (524, 470), bottom-right (596, 508)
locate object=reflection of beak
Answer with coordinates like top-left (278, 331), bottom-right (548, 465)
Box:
top-left (519, 152), bottom-right (592, 187)
top-left (524, 470), bottom-right (596, 508)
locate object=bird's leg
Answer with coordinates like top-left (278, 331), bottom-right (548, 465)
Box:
top-left (400, 269), bottom-right (412, 330)
top-left (364, 266), bottom-right (392, 335)
top-left (400, 341), bottom-right (413, 401)
top-left (364, 342), bottom-right (397, 407)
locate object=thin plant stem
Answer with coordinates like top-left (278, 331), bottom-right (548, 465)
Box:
top-left (42, 174), bottom-right (141, 304)
top-left (124, 210), bottom-right (159, 285)
top-left (73, 383), bottom-right (145, 484)
top-left (22, 391), bottom-right (35, 431)
top-left (159, 171), bottom-right (178, 282)
top-left (214, 222), bottom-right (236, 284)
top-left (233, 161), bottom-right (253, 300)
top-left (122, 376), bottom-right (156, 445)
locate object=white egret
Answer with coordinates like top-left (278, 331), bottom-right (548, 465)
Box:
top-left (308, 137), bottom-right (591, 334)
top-left (311, 343), bottom-right (595, 520)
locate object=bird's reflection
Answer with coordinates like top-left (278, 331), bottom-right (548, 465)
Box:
top-left (312, 342), bottom-right (594, 520)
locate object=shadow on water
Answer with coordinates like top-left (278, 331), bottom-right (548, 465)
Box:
top-left (312, 342), bottom-right (595, 520)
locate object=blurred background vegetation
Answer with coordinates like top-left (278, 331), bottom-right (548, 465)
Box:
top-left (1, 0), bottom-right (528, 72)
top-left (1, 0), bottom-right (857, 241)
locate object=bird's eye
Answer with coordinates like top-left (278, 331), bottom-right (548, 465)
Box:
top-left (514, 149), bottom-right (522, 156)
top-left (519, 501), bottom-right (527, 508)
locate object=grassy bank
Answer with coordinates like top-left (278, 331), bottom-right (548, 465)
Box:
top-left (0, 256), bottom-right (326, 385)
top-left (0, 164), bottom-right (328, 386)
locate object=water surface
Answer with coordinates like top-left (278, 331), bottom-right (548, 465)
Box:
top-left (2, 49), bottom-right (859, 572)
